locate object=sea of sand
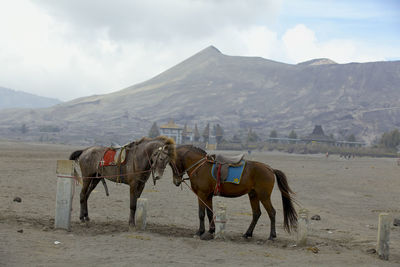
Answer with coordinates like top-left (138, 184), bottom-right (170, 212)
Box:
top-left (1, 140), bottom-right (399, 266)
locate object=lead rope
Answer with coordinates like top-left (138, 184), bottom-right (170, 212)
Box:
top-left (145, 149), bottom-right (156, 185)
top-left (181, 179), bottom-right (216, 228)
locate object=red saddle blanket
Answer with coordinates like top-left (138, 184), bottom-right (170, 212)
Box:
top-left (99, 148), bottom-right (127, 167)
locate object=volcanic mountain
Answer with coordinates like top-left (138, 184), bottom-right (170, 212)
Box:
top-left (0, 46), bottom-right (399, 145)
top-left (0, 87), bottom-right (61, 109)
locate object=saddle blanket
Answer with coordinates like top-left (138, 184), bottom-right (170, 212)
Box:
top-left (211, 160), bottom-right (246, 184)
top-left (99, 147), bottom-right (127, 167)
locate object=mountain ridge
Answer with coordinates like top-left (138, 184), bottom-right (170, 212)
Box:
top-left (0, 46), bottom-right (399, 145)
top-left (0, 87), bottom-right (62, 109)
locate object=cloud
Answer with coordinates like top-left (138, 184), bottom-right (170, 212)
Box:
top-left (0, 1), bottom-right (398, 101)
top-left (281, 24), bottom-right (392, 63)
top-left (0, 0), bottom-right (282, 100)
top-left (36, 0), bottom-right (280, 42)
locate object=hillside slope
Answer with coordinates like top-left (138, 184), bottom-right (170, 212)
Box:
top-left (0, 46), bottom-right (399, 145)
top-left (0, 87), bottom-right (61, 109)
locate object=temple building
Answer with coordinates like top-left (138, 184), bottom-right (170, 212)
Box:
top-left (159, 119), bottom-right (183, 144)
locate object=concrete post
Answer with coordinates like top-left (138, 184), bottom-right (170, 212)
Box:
top-left (297, 208), bottom-right (309, 246)
top-left (55, 160), bottom-right (74, 231)
top-left (214, 203), bottom-right (227, 239)
top-left (135, 198), bottom-right (148, 230)
top-left (377, 213), bottom-right (390, 260)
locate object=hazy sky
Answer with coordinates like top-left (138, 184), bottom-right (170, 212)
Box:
top-left (1, 0), bottom-right (399, 101)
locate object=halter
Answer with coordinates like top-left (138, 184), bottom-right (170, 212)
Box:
top-left (171, 156), bottom-right (210, 184)
top-left (146, 145), bottom-right (168, 185)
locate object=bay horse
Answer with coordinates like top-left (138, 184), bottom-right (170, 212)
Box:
top-left (69, 136), bottom-right (176, 227)
top-left (170, 145), bottom-right (297, 240)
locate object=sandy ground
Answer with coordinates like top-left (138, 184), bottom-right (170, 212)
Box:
top-left (1, 140), bottom-right (400, 266)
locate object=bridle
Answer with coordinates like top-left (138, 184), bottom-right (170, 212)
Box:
top-left (170, 155), bottom-right (210, 185)
top-left (146, 145), bottom-right (169, 185)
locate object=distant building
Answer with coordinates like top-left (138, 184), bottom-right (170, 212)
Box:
top-left (159, 119), bottom-right (183, 144)
top-left (182, 124), bottom-right (194, 143)
top-left (265, 125), bottom-right (365, 147)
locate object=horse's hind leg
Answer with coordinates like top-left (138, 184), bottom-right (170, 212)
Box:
top-left (243, 190), bottom-right (261, 238)
top-left (260, 196), bottom-right (276, 240)
top-left (80, 177), bottom-right (101, 222)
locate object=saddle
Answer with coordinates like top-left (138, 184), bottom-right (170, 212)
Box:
top-left (211, 153), bottom-right (245, 195)
top-left (215, 154), bottom-right (244, 165)
top-left (99, 146), bottom-right (127, 167)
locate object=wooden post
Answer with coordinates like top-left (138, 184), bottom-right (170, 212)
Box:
top-left (297, 208), bottom-right (309, 246)
top-left (135, 198), bottom-right (148, 230)
top-left (55, 160), bottom-right (74, 231)
top-left (214, 203), bottom-right (227, 239)
top-left (377, 213), bottom-right (390, 260)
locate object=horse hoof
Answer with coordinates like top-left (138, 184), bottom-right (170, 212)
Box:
top-left (200, 232), bottom-right (214, 240)
top-left (80, 216), bottom-right (90, 223)
top-left (242, 233), bottom-right (252, 239)
top-left (195, 230), bottom-right (205, 236)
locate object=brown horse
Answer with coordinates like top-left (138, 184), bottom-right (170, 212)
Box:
top-left (69, 136), bottom-right (176, 227)
top-left (170, 145), bottom-right (297, 240)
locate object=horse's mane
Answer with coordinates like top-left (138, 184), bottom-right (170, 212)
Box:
top-left (135, 135), bottom-right (175, 146)
top-left (133, 135), bottom-right (176, 161)
top-left (178, 144), bottom-right (207, 156)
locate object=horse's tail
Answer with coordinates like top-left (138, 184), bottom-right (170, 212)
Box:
top-left (274, 169), bottom-right (298, 233)
top-left (69, 150), bottom-right (83, 160)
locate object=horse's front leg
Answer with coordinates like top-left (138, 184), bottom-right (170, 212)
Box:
top-left (128, 180), bottom-right (146, 228)
top-left (206, 196), bottom-right (215, 234)
top-left (196, 197), bottom-right (206, 236)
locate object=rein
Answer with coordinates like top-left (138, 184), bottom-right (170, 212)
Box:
top-left (185, 157), bottom-right (208, 177)
top-left (170, 156), bottom-right (211, 184)
top-left (171, 151), bottom-right (220, 230)
top-left (145, 148), bottom-right (157, 185)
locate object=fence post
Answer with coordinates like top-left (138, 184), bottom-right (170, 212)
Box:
top-left (55, 160), bottom-right (74, 231)
top-left (214, 203), bottom-right (227, 239)
top-left (135, 198), bottom-right (148, 230)
top-left (297, 208), bottom-right (309, 246)
top-left (377, 213), bottom-right (390, 260)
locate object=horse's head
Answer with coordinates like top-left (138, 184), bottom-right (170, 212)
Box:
top-left (170, 145), bottom-right (206, 187)
top-left (170, 151), bottom-right (184, 187)
top-left (147, 136), bottom-right (176, 183)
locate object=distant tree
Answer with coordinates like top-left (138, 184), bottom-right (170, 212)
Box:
top-left (288, 130), bottom-right (297, 144)
top-left (312, 125), bottom-right (325, 136)
top-left (148, 122), bottom-right (160, 138)
top-left (193, 124), bottom-right (200, 142)
top-left (380, 129), bottom-right (400, 149)
top-left (346, 134), bottom-right (356, 142)
top-left (20, 124), bottom-right (28, 134)
top-left (215, 124), bottom-right (224, 144)
top-left (232, 134), bottom-right (241, 143)
top-left (269, 130), bottom-right (278, 143)
top-left (269, 130), bottom-right (277, 138)
top-left (247, 128), bottom-right (259, 142)
top-left (202, 123), bottom-right (210, 143)
top-left (181, 123), bottom-right (188, 144)
top-left (288, 130), bottom-right (297, 139)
